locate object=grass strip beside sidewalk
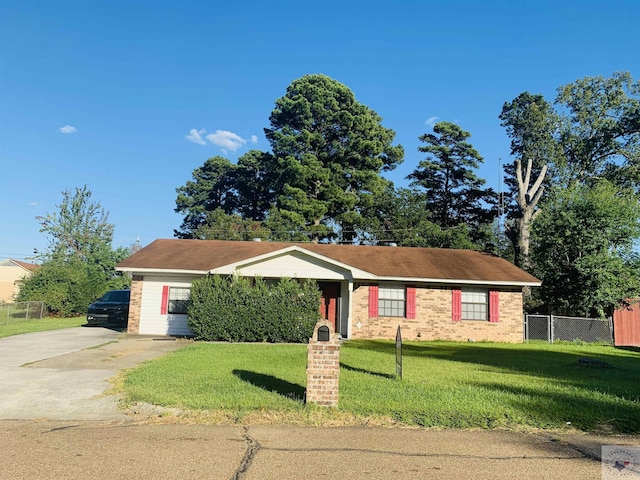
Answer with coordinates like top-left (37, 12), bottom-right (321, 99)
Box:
top-left (0, 317), bottom-right (87, 338)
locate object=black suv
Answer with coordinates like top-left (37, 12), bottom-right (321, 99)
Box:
top-left (86, 289), bottom-right (131, 327)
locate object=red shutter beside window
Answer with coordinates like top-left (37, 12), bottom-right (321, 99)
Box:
top-left (161, 285), bottom-right (169, 315)
top-left (368, 285), bottom-right (378, 318)
top-left (406, 286), bottom-right (416, 319)
top-left (452, 289), bottom-right (462, 322)
top-left (489, 290), bottom-right (500, 323)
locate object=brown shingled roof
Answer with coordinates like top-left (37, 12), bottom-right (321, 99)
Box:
top-left (117, 239), bottom-right (540, 285)
top-left (0, 259), bottom-right (39, 271)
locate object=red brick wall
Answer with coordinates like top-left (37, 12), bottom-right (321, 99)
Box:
top-left (351, 285), bottom-right (524, 343)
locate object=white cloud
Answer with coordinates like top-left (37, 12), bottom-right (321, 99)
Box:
top-left (425, 116), bottom-right (439, 127)
top-left (205, 130), bottom-right (247, 152)
top-left (185, 128), bottom-right (207, 145)
top-left (186, 128), bottom-right (258, 152)
top-left (28, 201), bottom-right (39, 207)
top-left (59, 125), bottom-right (77, 134)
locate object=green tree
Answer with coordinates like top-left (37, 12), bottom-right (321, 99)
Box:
top-left (234, 150), bottom-right (279, 221)
top-left (192, 208), bottom-right (270, 241)
top-left (530, 181), bottom-right (640, 317)
top-left (499, 92), bottom-right (559, 268)
top-left (360, 187), bottom-right (477, 248)
top-left (555, 71), bottom-right (640, 188)
top-left (18, 186), bottom-right (130, 315)
top-left (407, 121), bottom-right (497, 243)
top-left (175, 151), bottom-right (280, 238)
top-left (174, 156), bottom-right (237, 238)
top-left (265, 74), bottom-right (403, 242)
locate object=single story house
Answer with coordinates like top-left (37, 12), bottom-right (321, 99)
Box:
top-left (116, 239), bottom-right (541, 342)
top-left (0, 259), bottom-right (38, 303)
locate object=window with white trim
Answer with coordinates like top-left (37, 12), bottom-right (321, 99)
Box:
top-left (168, 287), bottom-right (190, 314)
top-left (462, 287), bottom-right (488, 321)
top-left (378, 283), bottom-right (405, 317)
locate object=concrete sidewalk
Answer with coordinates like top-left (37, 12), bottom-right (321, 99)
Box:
top-left (2, 420), bottom-right (638, 479)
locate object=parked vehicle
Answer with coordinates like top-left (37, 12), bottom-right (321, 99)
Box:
top-left (86, 290), bottom-right (130, 327)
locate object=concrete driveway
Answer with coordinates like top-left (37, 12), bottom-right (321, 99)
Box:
top-left (0, 327), bottom-right (188, 421)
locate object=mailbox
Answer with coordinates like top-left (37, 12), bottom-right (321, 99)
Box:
top-left (317, 325), bottom-right (330, 342)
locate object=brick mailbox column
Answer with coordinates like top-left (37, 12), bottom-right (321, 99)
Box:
top-left (306, 320), bottom-right (341, 407)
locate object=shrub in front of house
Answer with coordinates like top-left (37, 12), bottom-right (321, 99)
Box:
top-left (187, 275), bottom-right (321, 343)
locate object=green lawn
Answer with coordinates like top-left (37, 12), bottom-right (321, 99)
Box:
top-left (0, 317), bottom-right (87, 338)
top-left (119, 340), bottom-right (640, 433)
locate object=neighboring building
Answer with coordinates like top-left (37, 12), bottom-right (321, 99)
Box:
top-left (0, 259), bottom-right (38, 303)
top-left (116, 239), bottom-right (541, 342)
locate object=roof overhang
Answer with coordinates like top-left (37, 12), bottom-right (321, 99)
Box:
top-left (115, 245), bottom-right (541, 288)
top-left (371, 276), bottom-right (541, 287)
top-left (115, 267), bottom-right (208, 276)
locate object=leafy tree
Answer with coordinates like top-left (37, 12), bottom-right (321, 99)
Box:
top-left (407, 121), bottom-right (497, 244)
top-left (260, 207), bottom-right (310, 242)
top-left (500, 73), bottom-right (640, 269)
top-left (175, 151), bottom-right (280, 238)
top-left (530, 181), bottom-right (640, 317)
top-left (174, 156), bottom-right (237, 238)
top-left (18, 186), bottom-right (130, 315)
top-left (555, 71), bottom-right (640, 188)
top-left (359, 187), bottom-right (477, 248)
top-left (234, 150), bottom-right (279, 220)
top-left (499, 93), bottom-right (559, 268)
top-left (191, 208), bottom-right (270, 241)
top-left (265, 74), bottom-right (404, 242)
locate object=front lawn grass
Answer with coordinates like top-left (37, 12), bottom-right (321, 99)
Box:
top-left (0, 317), bottom-right (87, 338)
top-left (119, 340), bottom-right (640, 433)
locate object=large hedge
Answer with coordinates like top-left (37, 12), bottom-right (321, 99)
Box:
top-left (187, 275), bottom-right (321, 342)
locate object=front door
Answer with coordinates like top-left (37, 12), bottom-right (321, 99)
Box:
top-left (318, 282), bottom-right (340, 332)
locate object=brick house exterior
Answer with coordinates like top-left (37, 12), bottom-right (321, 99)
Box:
top-left (351, 285), bottom-right (524, 343)
top-left (117, 239), bottom-right (540, 342)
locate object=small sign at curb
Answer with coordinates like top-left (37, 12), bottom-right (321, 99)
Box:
top-left (396, 325), bottom-right (402, 380)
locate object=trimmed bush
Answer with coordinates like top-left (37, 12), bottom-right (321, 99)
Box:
top-left (187, 275), bottom-right (321, 343)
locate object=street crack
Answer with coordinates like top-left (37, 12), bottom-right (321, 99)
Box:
top-left (231, 426), bottom-right (261, 480)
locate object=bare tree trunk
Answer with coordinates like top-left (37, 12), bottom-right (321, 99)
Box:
top-left (513, 158), bottom-right (547, 269)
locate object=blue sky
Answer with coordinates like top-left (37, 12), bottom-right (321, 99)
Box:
top-left (1, 0), bottom-right (638, 261)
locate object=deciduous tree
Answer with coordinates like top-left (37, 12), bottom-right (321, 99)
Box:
top-left (499, 93), bottom-right (559, 268)
top-left (530, 181), bottom-right (640, 317)
top-left (19, 186), bottom-right (130, 315)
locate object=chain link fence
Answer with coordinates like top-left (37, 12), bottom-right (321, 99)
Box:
top-left (524, 314), bottom-right (613, 344)
top-left (0, 301), bottom-right (47, 325)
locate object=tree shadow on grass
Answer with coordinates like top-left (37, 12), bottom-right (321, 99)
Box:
top-left (344, 340), bottom-right (640, 399)
top-left (475, 381), bottom-right (640, 434)
top-left (233, 370), bottom-right (305, 402)
top-left (340, 362), bottom-right (395, 379)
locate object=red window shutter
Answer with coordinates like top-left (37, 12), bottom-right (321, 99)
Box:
top-left (406, 286), bottom-right (416, 319)
top-left (452, 289), bottom-right (462, 322)
top-left (160, 285), bottom-right (169, 315)
top-left (368, 285), bottom-right (379, 318)
top-left (489, 290), bottom-right (500, 323)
